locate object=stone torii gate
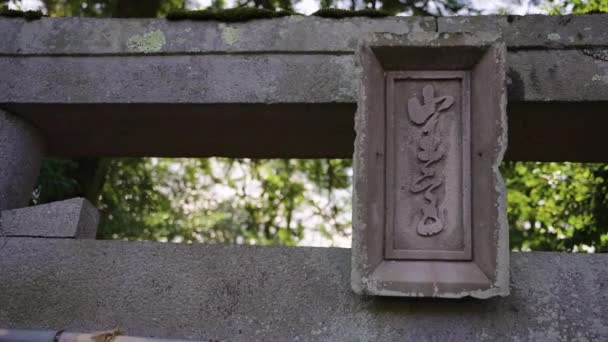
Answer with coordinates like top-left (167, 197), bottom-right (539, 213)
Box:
top-left (0, 14), bottom-right (607, 341)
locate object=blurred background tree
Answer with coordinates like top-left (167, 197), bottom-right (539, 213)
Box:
top-left (545, 0), bottom-right (608, 13)
top-left (6, 0), bottom-right (608, 252)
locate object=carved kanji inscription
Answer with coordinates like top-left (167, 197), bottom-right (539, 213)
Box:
top-left (408, 84), bottom-right (454, 237)
top-left (385, 72), bottom-right (471, 260)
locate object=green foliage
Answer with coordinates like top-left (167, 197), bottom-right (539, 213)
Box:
top-left (33, 159), bottom-right (80, 204)
top-left (312, 8), bottom-right (390, 18)
top-left (35, 0), bottom-right (184, 17)
top-left (32, 158), bottom-right (108, 204)
top-left (319, 0), bottom-right (333, 9)
top-left (167, 8), bottom-right (293, 21)
top-left (546, 0), bottom-right (608, 14)
top-left (210, 0), bottom-right (226, 10)
top-left (570, 0), bottom-right (608, 13)
top-left (503, 162), bottom-right (608, 252)
top-left (93, 158), bottom-right (351, 246)
top-left (0, 7), bottom-right (43, 19)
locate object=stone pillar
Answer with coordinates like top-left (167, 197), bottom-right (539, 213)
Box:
top-left (0, 109), bottom-right (46, 211)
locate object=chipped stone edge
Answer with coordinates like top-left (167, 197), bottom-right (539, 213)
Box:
top-left (75, 197), bottom-right (101, 239)
top-left (492, 40), bottom-right (510, 298)
top-left (350, 35), bottom-right (369, 296)
top-left (365, 30), bottom-right (503, 47)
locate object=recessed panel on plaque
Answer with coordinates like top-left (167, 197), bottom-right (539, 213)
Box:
top-left (351, 32), bottom-right (509, 298)
top-left (385, 71), bottom-right (471, 261)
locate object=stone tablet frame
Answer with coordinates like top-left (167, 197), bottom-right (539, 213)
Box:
top-left (352, 32), bottom-right (509, 298)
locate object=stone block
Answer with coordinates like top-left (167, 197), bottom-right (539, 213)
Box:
top-left (0, 109), bottom-right (45, 210)
top-left (0, 197), bottom-right (99, 239)
top-left (352, 32), bottom-right (509, 298)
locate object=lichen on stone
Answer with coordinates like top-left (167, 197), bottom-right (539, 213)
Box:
top-left (0, 8), bottom-right (43, 20)
top-left (312, 8), bottom-right (391, 19)
top-left (126, 30), bottom-right (166, 53)
top-left (166, 8), bottom-right (294, 22)
top-left (220, 25), bottom-right (241, 46)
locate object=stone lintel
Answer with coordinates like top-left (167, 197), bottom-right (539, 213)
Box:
top-left (0, 16), bottom-right (607, 161)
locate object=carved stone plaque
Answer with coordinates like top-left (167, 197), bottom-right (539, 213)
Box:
top-left (352, 32), bottom-right (509, 298)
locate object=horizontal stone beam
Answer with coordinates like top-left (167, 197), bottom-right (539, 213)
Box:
top-left (1, 15), bottom-right (606, 55)
top-left (1, 15), bottom-right (607, 161)
top-left (2, 50), bottom-right (607, 104)
top-left (0, 239), bottom-right (606, 341)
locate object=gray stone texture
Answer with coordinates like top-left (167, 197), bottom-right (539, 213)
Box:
top-left (0, 240), bottom-right (606, 341)
top-left (0, 15), bottom-right (605, 55)
top-left (0, 15), bottom-right (607, 161)
top-left (0, 197), bottom-right (99, 238)
top-left (0, 16), bottom-right (435, 54)
top-left (0, 109), bottom-right (45, 211)
top-left (438, 14), bottom-right (608, 48)
top-left (0, 55), bottom-right (357, 104)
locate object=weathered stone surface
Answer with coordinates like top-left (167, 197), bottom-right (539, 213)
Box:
top-left (0, 240), bottom-right (606, 341)
top-left (439, 14), bottom-right (608, 48)
top-left (0, 16), bottom-right (435, 55)
top-left (506, 49), bottom-right (608, 102)
top-left (1, 15), bottom-right (606, 55)
top-left (0, 198), bottom-right (99, 238)
top-left (0, 109), bottom-right (45, 211)
top-left (352, 32), bottom-right (508, 298)
top-left (1, 49), bottom-right (606, 104)
top-left (0, 55), bottom-right (356, 104)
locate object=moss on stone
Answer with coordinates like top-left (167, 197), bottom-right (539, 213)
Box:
top-left (166, 8), bottom-right (294, 22)
top-left (126, 30), bottom-right (166, 53)
top-left (0, 8), bottom-right (43, 20)
top-left (312, 8), bottom-right (391, 19)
